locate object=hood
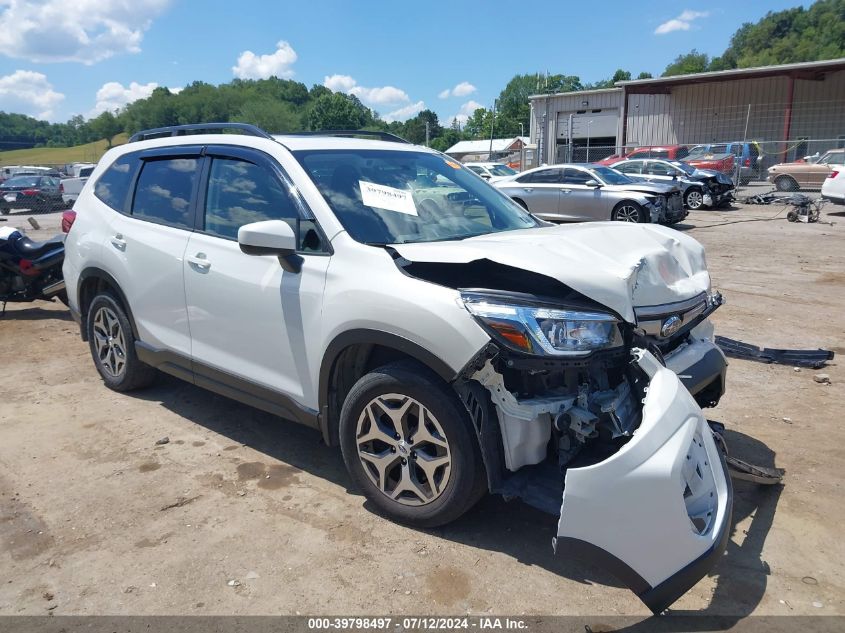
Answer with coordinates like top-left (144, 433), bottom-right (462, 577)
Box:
top-left (392, 223), bottom-right (711, 323)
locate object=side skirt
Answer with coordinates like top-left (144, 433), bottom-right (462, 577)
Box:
top-left (135, 341), bottom-right (320, 430)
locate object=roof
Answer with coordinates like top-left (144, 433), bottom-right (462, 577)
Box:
top-left (445, 137), bottom-right (523, 155)
top-left (617, 57), bottom-right (845, 92)
top-left (274, 134), bottom-right (429, 152)
top-left (528, 87), bottom-right (622, 101)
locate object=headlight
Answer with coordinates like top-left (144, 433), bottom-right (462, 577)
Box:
top-left (462, 293), bottom-right (622, 356)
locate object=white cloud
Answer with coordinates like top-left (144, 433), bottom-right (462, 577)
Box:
top-left (655, 10), bottom-right (709, 35)
top-left (233, 41), bottom-right (298, 79)
top-left (0, 70), bottom-right (64, 120)
top-left (449, 100), bottom-right (485, 125)
top-left (383, 100), bottom-right (425, 123)
top-left (0, 0), bottom-right (171, 64)
top-left (438, 81), bottom-right (477, 99)
top-left (323, 74), bottom-right (410, 106)
top-left (90, 81), bottom-right (158, 116)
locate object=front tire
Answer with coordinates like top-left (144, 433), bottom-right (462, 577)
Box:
top-left (339, 361), bottom-right (485, 528)
top-left (684, 188), bottom-right (704, 210)
top-left (86, 293), bottom-right (156, 391)
top-left (612, 201), bottom-right (646, 223)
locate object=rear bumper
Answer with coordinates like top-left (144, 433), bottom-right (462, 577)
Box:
top-left (821, 193), bottom-right (844, 205)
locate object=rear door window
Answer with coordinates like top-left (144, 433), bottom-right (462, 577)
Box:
top-left (615, 162), bottom-right (642, 174)
top-left (131, 158), bottom-right (200, 229)
top-left (94, 153), bottom-right (140, 212)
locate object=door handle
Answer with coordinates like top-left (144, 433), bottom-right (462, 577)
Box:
top-left (522, 188), bottom-right (533, 193)
top-left (187, 253), bottom-right (211, 272)
top-left (110, 234), bottom-right (126, 251)
top-left (561, 189), bottom-right (571, 194)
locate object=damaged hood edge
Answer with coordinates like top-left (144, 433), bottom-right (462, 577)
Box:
top-left (392, 223), bottom-right (711, 323)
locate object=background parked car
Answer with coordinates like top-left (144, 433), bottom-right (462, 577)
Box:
top-left (0, 175), bottom-right (65, 214)
top-left (597, 145), bottom-right (690, 166)
top-left (610, 158), bottom-right (736, 209)
top-left (683, 145), bottom-right (736, 176)
top-left (688, 142), bottom-right (762, 184)
top-left (767, 148), bottom-right (845, 191)
top-left (494, 164), bottom-right (686, 224)
top-left (464, 162), bottom-right (519, 183)
top-left (821, 165), bottom-right (845, 205)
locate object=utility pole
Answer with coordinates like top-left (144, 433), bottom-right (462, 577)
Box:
top-left (488, 99), bottom-right (497, 160)
top-left (425, 120), bottom-right (430, 147)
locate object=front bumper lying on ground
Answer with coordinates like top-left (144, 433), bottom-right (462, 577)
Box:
top-left (555, 349), bottom-right (733, 614)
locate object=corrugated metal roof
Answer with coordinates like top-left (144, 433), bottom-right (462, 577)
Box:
top-left (528, 87), bottom-right (621, 101)
top-left (616, 57), bottom-right (845, 88)
top-left (445, 138), bottom-right (521, 154)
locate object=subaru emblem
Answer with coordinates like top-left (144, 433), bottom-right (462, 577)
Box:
top-left (660, 315), bottom-right (683, 338)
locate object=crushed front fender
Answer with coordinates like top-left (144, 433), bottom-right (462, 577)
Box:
top-left (555, 349), bottom-right (733, 614)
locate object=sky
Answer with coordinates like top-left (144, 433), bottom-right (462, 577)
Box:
top-left (0, 0), bottom-right (813, 126)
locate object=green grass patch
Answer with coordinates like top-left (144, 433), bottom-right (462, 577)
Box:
top-left (0, 135), bottom-right (128, 167)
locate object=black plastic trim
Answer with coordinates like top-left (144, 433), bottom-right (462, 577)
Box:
top-left (317, 329), bottom-right (459, 445)
top-left (129, 123), bottom-right (274, 143)
top-left (285, 130), bottom-right (410, 144)
top-left (135, 342), bottom-right (319, 429)
top-left (77, 268), bottom-right (140, 342)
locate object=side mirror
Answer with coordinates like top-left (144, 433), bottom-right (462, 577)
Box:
top-left (481, 173), bottom-right (491, 179)
top-left (585, 179), bottom-right (602, 188)
top-left (238, 220), bottom-right (302, 273)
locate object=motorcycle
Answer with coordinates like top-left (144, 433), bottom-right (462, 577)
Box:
top-left (0, 225), bottom-right (67, 313)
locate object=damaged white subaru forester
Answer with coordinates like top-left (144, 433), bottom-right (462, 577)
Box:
top-left (64, 124), bottom-right (732, 613)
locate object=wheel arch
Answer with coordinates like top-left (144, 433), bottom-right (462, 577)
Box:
top-left (612, 198), bottom-right (646, 221)
top-left (77, 268), bottom-right (138, 342)
top-left (318, 329), bottom-right (458, 446)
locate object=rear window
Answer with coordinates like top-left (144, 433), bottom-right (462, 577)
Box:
top-left (131, 158), bottom-right (200, 229)
top-left (3, 176), bottom-right (40, 187)
top-left (94, 153), bottom-right (139, 212)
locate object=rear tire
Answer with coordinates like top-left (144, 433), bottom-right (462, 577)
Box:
top-left (339, 360), bottom-right (486, 528)
top-left (0, 205), bottom-right (9, 216)
top-left (775, 176), bottom-right (799, 192)
top-left (86, 293), bottom-right (156, 392)
top-left (612, 201), bottom-right (646, 223)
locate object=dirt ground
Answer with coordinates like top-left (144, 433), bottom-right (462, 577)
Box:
top-left (1, 195), bottom-right (844, 619)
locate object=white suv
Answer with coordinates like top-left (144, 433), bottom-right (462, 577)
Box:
top-left (64, 124), bottom-right (732, 613)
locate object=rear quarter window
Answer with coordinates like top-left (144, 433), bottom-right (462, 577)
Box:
top-left (94, 153), bottom-right (140, 212)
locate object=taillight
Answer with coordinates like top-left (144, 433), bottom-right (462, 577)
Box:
top-left (829, 171), bottom-right (839, 179)
top-left (61, 210), bottom-right (76, 233)
top-left (59, 183), bottom-right (64, 193)
top-left (744, 158), bottom-right (751, 167)
top-left (22, 188), bottom-right (39, 195)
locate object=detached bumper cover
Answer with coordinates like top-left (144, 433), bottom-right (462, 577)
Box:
top-left (555, 349), bottom-right (733, 614)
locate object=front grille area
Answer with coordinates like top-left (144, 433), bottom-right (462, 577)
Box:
top-left (681, 428), bottom-right (718, 535)
top-left (634, 292), bottom-right (709, 341)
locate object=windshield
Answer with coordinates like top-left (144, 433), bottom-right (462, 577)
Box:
top-left (589, 166), bottom-right (634, 185)
top-left (294, 149), bottom-right (539, 245)
top-left (669, 161), bottom-right (697, 175)
top-left (487, 164), bottom-right (518, 176)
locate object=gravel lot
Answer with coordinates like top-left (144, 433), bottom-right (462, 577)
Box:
top-left (1, 194), bottom-right (843, 618)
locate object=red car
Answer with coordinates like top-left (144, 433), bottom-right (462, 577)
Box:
top-left (597, 145), bottom-right (691, 166)
top-left (683, 146), bottom-right (736, 176)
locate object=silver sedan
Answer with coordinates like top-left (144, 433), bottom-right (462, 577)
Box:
top-left (493, 164), bottom-right (686, 224)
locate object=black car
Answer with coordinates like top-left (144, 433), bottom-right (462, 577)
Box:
top-left (0, 175), bottom-right (65, 214)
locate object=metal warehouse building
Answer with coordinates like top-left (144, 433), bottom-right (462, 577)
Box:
top-left (529, 58), bottom-right (845, 167)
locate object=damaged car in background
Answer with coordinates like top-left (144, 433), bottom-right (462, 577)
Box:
top-left (67, 126), bottom-right (759, 615)
top-left (492, 163), bottom-right (687, 225)
top-left (610, 158), bottom-right (736, 210)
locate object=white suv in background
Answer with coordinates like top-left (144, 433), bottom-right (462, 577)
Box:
top-left (64, 123), bottom-right (732, 613)
top-left (821, 164), bottom-right (845, 205)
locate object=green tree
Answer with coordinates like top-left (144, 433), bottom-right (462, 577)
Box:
top-left (88, 111), bottom-right (123, 148)
top-left (237, 98), bottom-right (302, 133)
top-left (401, 109), bottom-right (442, 145)
top-left (636, 71), bottom-right (653, 79)
top-left (463, 107), bottom-right (493, 140)
top-left (662, 50), bottom-right (711, 76)
top-left (308, 92), bottom-right (371, 130)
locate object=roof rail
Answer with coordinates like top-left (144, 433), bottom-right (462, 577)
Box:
top-left (285, 130), bottom-right (411, 144)
top-left (128, 123), bottom-right (274, 143)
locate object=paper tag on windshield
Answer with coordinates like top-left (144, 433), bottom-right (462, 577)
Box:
top-left (359, 180), bottom-right (417, 216)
